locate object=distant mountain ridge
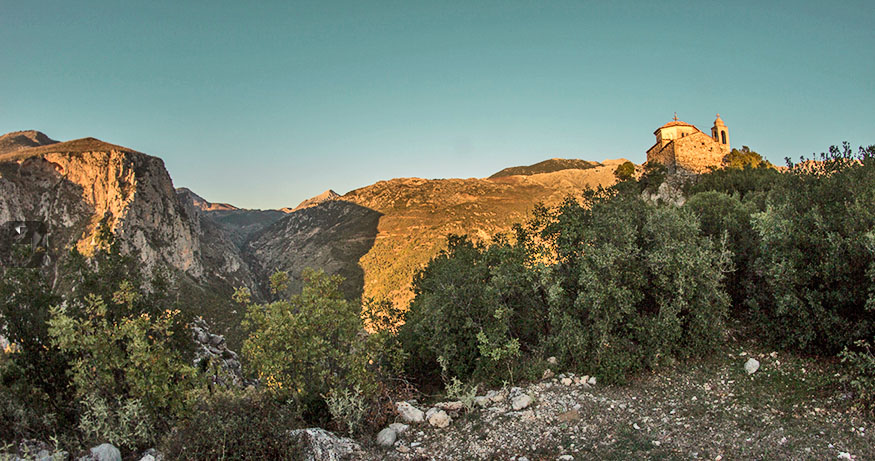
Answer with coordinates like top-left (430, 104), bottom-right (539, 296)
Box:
top-left (489, 158), bottom-right (602, 178)
top-left (0, 130), bottom-right (58, 155)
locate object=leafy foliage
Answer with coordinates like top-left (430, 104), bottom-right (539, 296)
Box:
top-left (752, 144), bottom-right (875, 353)
top-left (401, 232), bottom-right (549, 385)
top-left (241, 268), bottom-right (375, 418)
top-left (840, 338), bottom-right (875, 415)
top-left (160, 389), bottom-right (304, 460)
top-left (724, 146), bottom-right (772, 169)
top-left (537, 191), bottom-right (730, 383)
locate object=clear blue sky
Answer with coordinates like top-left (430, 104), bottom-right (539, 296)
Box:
top-left (2, 1), bottom-right (873, 209)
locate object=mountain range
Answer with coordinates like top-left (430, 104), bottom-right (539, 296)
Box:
top-left (0, 130), bottom-right (626, 345)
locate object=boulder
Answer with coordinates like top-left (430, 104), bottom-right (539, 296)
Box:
top-left (744, 358), bottom-right (760, 375)
top-left (396, 401), bottom-right (425, 424)
top-left (511, 394), bottom-right (533, 411)
top-left (376, 427), bottom-right (397, 447)
top-left (427, 409), bottom-right (451, 428)
top-left (435, 401), bottom-right (464, 412)
top-left (388, 422), bottom-right (409, 434)
top-left (79, 443), bottom-right (121, 461)
top-left (288, 428), bottom-right (361, 461)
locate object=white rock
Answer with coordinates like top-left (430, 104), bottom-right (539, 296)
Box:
top-left (376, 427), bottom-right (397, 447)
top-left (587, 376), bottom-right (597, 386)
top-left (474, 396), bottom-right (490, 407)
top-left (558, 455), bottom-right (574, 460)
top-left (838, 452), bottom-right (852, 460)
top-left (396, 401), bottom-right (425, 423)
top-left (389, 422), bottom-right (409, 434)
top-left (436, 400), bottom-right (464, 412)
top-left (486, 389), bottom-right (505, 403)
top-left (85, 444), bottom-right (121, 461)
top-left (289, 428), bottom-right (361, 460)
top-left (561, 377), bottom-right (573, 386)
top-left (511, 394), bottom-right (533, 411)
top-left (542, 368), bottom-right (555, 380)
top-left (744, 358), bottom-right (760, 374)
top-left (427, 409), bottom-right (451, 428)
top-left (396, 445), bottom-right (410, 453)
top-left (547, 356), bottom-right (557, 365)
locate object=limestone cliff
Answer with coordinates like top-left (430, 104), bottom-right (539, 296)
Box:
top-left (0, 137), bottom-right (258, 339)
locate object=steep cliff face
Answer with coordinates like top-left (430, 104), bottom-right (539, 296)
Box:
top-left (0, 136), bottom-right (258, 314)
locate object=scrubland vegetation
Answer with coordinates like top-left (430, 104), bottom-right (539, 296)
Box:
top-left (1, 144), bottom-right (874, 458)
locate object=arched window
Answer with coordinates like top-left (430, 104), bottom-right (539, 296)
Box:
top-left (721, 131), bottom-right (726, 144)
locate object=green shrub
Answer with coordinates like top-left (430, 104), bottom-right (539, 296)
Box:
top-left (160, 389), bottom-right (303, 460)
top-left (538, 191), bottom-right (730, 383)
top-left (78, 395), bottom-right (153, 450)
top-left (48, 292), bottom-right (199, 448)
top-left (400, 232), bottom-right (549, 385)
top-left (684, 191), bottom-right (763, 311)
top-left (752, 144), bottom-right (875, 353)
top-left (840, 338), bottom-right (875, 415)
top-left (324, 386), bottom-right (368, 435)
top-left (0, 267), bottom-right (75, 444)
top-left (241, 269), bottom-right (375, 418)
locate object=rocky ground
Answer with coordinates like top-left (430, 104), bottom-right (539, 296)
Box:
top-left (361, 341), bottom-right (873, 460)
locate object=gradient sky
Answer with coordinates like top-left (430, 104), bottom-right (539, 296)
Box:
top-left (2, 1), bottom-right (873, 209)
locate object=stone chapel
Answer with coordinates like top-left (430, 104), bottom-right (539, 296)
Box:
top-left (646, 114), bottom-right (730, 174)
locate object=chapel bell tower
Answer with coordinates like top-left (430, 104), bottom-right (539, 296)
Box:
top-left (711, 114), bottom-right (730, 154)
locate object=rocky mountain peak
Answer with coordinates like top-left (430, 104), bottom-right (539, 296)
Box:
top-left (176, 187), bottom-right (239, 212)
top-left (0, 130), bottom-right (58, 155)
top-left (286, 189), bottom-right (340, 212)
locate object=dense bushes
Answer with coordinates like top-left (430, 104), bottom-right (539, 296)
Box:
top-left (752, 144), bottom-right (875, 353)
top-left (404, 144), bottom-right (875, 398)
top-left (160, 389), bottom-right (304, 460)
top-left (241, 268), bottom-right (377, 423)
top-left (402, 188), bottom-right (732, 385)
top-left (535, 191), bottom-right (730, 383)
top-left (401, 232), bottom-right (549, 384)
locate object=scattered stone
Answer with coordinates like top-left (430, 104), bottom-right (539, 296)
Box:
top-left (396, 401), bottom-right (425, 424)
top-left (547, 356), bottom-right (557, 365)
top-left (543, 368), bottom-right (555, 380)
top-left (633, 423), bottom-right (641, 430)
top-left (427, 409), bottom-right (451, 428)
top-left (744, 358), bottom-right (760, 375)
top-left (80, 444), bottom-right (121, 461)
top-left (389, 422), bottom-right (409, 434)
top-left (376, 427), bottom-right (397, 447)
top-left (486, 389), bottom-right (506, 403)
top-left (396, 445), bottom-right (410, 454)
top-left (289, 428), bottom-right (362, 460)
top-left (512, 394), bottom-right (533, 411)
top-left (436, 400), bottom-right (464, 412)
top-left (556, 409), bottom-right (580, 423)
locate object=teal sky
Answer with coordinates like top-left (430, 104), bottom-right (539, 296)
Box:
top-left (2, 1), bottom-right (873, 209)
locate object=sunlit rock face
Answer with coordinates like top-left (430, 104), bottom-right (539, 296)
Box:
top-left (0, 136), bottom-right (257, 294)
